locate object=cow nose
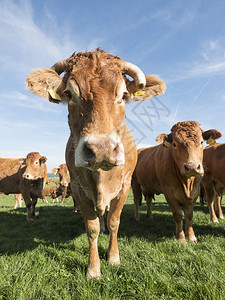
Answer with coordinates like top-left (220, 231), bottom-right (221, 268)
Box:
top-left (75, 135), bottom-right (125, 169)
top-left (183, 163), bottom-right (203, 176)
top-left (61, 182), bottom-right (68, 187)
top-left (23, 173), bottom-right (33, 180)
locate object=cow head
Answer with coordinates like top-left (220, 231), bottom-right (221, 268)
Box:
top-left (52, 164), bottom-right (70, 187)
top-left (156, 121), bottom-right (222, 178)
top-left (26, 49), bottom-right (165, 171)
top-left (23, 152), bottom-right (47, 180)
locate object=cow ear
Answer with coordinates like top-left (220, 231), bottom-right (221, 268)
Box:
top-left (156, 133), bottom-right (172, 148)
top-left (51, 168), bottom-right (58, 175)
top-left (126, 75), bottom-right (166, 102)
top-left (40, 156), bottom-right (47, 164)
top-left (26, 68), bottom-right (65, 104)
top-left (202, 129), bottom-right (222, 145)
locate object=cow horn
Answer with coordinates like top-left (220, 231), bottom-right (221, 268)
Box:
top-left (51, 60), bottom-right (67, 75)
top-left (122, 62), bottom-right (146, 89)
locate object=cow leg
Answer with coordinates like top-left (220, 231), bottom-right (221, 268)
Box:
top-left (73, 197), bottom-right (80, 213)
top-left (146, 195), bottom-right (153, 218)
top-left (79, 201), bottom-right (101, 279)
top-left (131, 177), bottom-right (142, 221)
top-left (99, 214), bottom-right (106, 233)
top-left (214, 195), bottom-right (224, 220)
top-left (205, 184), bottom-right (218, 223)
top-left (184, 204), bottom-right (197, 244)
top-left (31, 197), bottom-right (38, 219)
top-left (107, 186), bottom-right (129, 265)
top-left (167, 200), bottom-right (186, 244)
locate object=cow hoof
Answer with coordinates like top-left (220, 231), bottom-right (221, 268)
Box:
top-left (27, 218), bottom-right (34, 222)
top-left (108, 255), bottom-right (120, 266)
top-left (189, 236), bottom-right (197, 244)
top-left (178, 238), bottom-right (187, 245)
top-left (86, 269), bottom-right (101, 280)
top-left (211, 218), bottom-right (219, 223)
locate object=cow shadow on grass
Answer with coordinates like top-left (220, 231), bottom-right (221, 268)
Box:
top-left (117, 201), bottom-right (225, 242)
top-left (0, 205), bottom-right (86, 255)
top-left (1, 199), bottom-right (225, 257)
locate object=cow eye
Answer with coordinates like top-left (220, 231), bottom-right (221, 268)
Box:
top-left (173, 143), bottom-right (176, 148)
top-left (122, 92), bottom-right (128, 101)
top-left (34, 161), bottom-right (39, 166)
top-left (65, 90), bottom-right (72, 99)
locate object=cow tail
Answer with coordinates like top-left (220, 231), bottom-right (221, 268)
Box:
top-left (200, 186), bottom-right (205, 206)
top-left (131, 173), bottom-right (142, 206)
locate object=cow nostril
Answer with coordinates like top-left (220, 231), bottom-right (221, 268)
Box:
top-left (83, 143), bottom-right (95, 161)
top-left (112, 144), bottom-right (119, 156)
top-left (197, 164), bottom-right (201, 170)
top-left (184, 165), bottom-right (190, 172)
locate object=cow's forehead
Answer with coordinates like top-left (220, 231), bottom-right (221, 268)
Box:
top-left (26, 152), bottom-right (41, 161)
top-left (171, 121), bottom-right (202, 144)
top-left (64, 51), bottom-right (124, 101)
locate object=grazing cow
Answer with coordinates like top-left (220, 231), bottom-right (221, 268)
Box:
top-left (201, 143), bottom-right (225, 223)
top-left (132, 121), bottom-right (221, 244)
top-left (0, 152), bottom-right (47, 221)
top-left (26, 49), bottom-right (165, 278)
top-left (41, 186), bottom-right (58, 203)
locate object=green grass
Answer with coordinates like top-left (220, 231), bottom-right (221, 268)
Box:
top-left (0, 191), bottom-right (225, 299)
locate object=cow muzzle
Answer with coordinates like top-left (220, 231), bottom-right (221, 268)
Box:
top-left (23, 173), bottom-right (34, 180)
top-left (183, 162), bottom-right (204, 177)
top-left (75, 135), bottom-right (125, 171)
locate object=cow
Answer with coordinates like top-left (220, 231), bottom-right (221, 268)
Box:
top-left (13, 194), bottom-right (23, 209)
top-left (41, 186), bottom-right (58, 203)
top-left (26, 49), bottom-right (165, 279)
top-left (52, 164), bottom-right (79, 211)
top-left (52, 164), bottom-right (70, 203)
top-left (131, 121), bottom-right (221, 244)
top-left (0, 152), bottom-right (47, 221)
top-left (201, 143), bottom-right (225, 223)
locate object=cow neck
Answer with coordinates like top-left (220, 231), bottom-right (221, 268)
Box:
top-left (173, 157), bottom-right (197, 201)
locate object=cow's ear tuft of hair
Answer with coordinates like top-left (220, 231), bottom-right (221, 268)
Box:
top-left (51, 168), bottom-right (58, 175)
top-left (125, 75), bottom-right (166, 102)
top-left (40, 156), bottom-right (47, 164)
top-left (202, 129), bottom-right (222, 141)
top-left (26, 68), bottom-right (64, 103)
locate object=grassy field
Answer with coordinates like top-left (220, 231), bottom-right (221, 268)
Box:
top-left (0, 190), bottom-right (225, 300)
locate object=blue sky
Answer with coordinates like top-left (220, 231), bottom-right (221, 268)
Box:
top-left (1, 0), bottom-right (225, 171)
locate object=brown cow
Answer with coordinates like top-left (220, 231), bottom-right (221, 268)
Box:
top-left (26, 49), bottom-right (165, 278)
top-left (201, 143), bottom-right (225, 223)
top-left (52, 164), bottom-right (70, 203)
top-left (52, 164), bottom-right (79, 211)
top-left (0, 152), bottom-right (47, 221)
top-left (132, 121), bottom-right (221, 244)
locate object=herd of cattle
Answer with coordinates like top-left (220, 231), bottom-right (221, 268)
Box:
top-left (1, 49), bottom-right (224, 279)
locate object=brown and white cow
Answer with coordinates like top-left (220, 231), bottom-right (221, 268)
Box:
top-left (0, 152), bottom-right (47, 221)
top-left (26, 49), bottom-right (165, 278)
top-left (132, 121), bottom-right (221, 244)
top-left (52, 164), bottom-right (70, 203)
top-left (201, 143), bottom-right (225, 223)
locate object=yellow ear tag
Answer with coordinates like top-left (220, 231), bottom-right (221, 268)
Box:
top-left (48, 88), bottom-right (62, 101)
top-left (207, 137), bottom-right (216, 146)
top-left (163, 140), bottom-right (170, 148)
top-left (134, 90), bottom-right (145, 96)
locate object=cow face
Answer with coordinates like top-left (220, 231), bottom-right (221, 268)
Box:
top-left (52, 164), bottom-right (70, 187)
top-left (156, 121), bottom-right (222, 178)
top-left (23, 152), bottom-right (47, 180)
top-left (26, 49), bottom-right (165, 171)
